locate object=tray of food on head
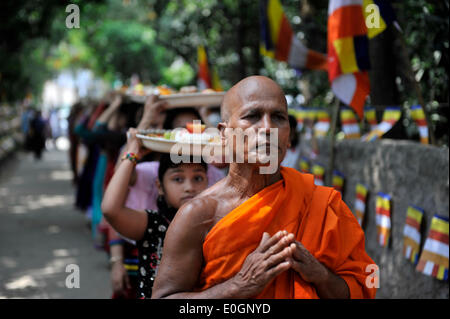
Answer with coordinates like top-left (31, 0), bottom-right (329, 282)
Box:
top-left (124, 85), bottom-right (225, 108)
top-left (136, 122), bottom-right (222, 156)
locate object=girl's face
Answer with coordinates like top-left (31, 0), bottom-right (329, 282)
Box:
top-left (158, 164), bottom-right (208, 209)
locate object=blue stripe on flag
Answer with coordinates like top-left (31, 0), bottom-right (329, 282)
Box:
top-left (354, 35), bottom-right (370, 70)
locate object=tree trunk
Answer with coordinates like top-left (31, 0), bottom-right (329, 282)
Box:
top-left (368, 25), bottom-right (399, 122)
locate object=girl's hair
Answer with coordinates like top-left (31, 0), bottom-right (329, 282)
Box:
top-left (157, 153), bottom-right (207, 182)
top-left (156, 153), bottom-right (208, 218)
top-left (162, 107), bottom-right (201, 129)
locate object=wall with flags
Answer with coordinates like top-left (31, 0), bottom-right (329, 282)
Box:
top-left (298, 137), bottom-right (449, 298)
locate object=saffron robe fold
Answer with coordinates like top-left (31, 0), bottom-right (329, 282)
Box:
top-left (196, 167), bottom-right (376, 299)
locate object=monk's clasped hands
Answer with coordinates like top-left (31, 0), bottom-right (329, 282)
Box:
top-left (231, 230), bottom-right (329, 298)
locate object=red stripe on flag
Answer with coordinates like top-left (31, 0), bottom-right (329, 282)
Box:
top-left (356, 193), bottom-right (366, 202)
top-left (327, 41), bottom-right (341, 82)
top-left (349, 72), bottom-right (370, 119)
top-left (275, 16), bottom-right (293, 61)
top-left (341, 119), bottom-right (358, 125)
top-left (376, 207), bottom-right (390, 217)
top-left (428, 230), bottom-right (449, 244)
top-left (405, 217), bottom-right (421, 230)
top-left (432, 264), bottom-right (439, 277)
top-left (306, 50), bottom-right (328, 71)
top-left (415, 119), bottom-right (427, 126)
top-left (328, 5), bottom-right (367, 41)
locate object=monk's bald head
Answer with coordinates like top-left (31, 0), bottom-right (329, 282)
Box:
top-left (221, 76), bottom-right (287, 123)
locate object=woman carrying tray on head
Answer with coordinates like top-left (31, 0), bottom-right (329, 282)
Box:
top-left (105, 94), bottom-right (225, 298)
top-left (102, 128), bottom-right (210, 298)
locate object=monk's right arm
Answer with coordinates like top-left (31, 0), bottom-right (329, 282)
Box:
top-left (151, 203), bottom-right (294, 299)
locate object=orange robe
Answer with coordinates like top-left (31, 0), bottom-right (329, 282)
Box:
top-left (196, 167), bottom-right (377, 299)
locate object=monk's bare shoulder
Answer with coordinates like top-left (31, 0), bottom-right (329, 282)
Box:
top-left (172, 179), bottom-right (228, 242)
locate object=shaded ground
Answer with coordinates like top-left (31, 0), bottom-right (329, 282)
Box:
top-left (0, 148), bottom-right (110, 298)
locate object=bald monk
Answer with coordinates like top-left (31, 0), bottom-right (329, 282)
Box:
top-left (151, 76), bottom-right (377, 299)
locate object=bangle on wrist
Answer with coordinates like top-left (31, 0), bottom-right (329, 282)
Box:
top-left (121, 152), bottom-right (139, 165)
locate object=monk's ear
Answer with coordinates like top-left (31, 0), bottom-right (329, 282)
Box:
top-left (218, 121), bottom-right (228, 141)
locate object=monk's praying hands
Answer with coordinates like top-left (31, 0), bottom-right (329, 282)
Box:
top-left (287, 240), bottom-right (350, 299)
top-left (230, 231), bottom-right (295, 298)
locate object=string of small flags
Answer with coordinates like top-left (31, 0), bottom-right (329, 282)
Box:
top-left (332, 170), bottom-right (345, 195)
top-left (363, 107), bottom-right (402, 141)
top-left (354, 183), bottom-right (368, 226)
top-left (403, 205), bottom-right (424, 265)
top-left (340, 107), bottom-right (361, 138)
top-left (410, 105), bottom-right (429, 144)
top-left (416, 215), bottom-right (449, 280)
top-left (311, 163), bottom-right (325, 186)
top-left (376, 192), bottom-right (392, 247)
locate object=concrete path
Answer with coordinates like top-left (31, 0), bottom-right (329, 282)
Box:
top-left (0, 148), bottom-right (110, 298)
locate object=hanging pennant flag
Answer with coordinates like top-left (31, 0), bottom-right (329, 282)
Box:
top-left (197, 45), bottom-right (223, 91)
top-left (332, 170), bottom-right (345, 194)
top-left (416, 215), bottom-right (449, 280)
top-left (362, 0), bottom-right (399, 39)
top-left (364, 107), bottom-right (378, 131)
top-left (403, 205), bottom-right (424, 265)
top-left (375, 192), bottom-right (392, 247)
top-left (314, 110), bottom-right (331, 137)
top-left (299, 156), bottom-right (310, 173)
top-left (198, 45), bottom-right (212, 90)
top-left (363, 106), bottom-right (402, 141)
top-left (327, 0), bottom-right (370, 118)
top-left (354, 183), bottom-right (368, 226)
top-left (340, 107), bottom-right (361, 138)
top-left (211, 68), bottom-right (223, 92)
top-left (312, 163), bottom-right (325, 186)
top-left (260, 0), bottom-right (327, 70)
top-left (410, 105), bottom-right (429, 144)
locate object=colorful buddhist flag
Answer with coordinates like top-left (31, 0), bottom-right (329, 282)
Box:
top-left (354, 183), bottom-right (368, 226)
top-left (364, 106), bottom-right (378, 131)
top-left (312, 163), bottom-right (325, 186)
top-left (410, 105), bottom-right (429, 144)
top-left (362, 0), bottom-right (399, 39)
top-left (260, 0), bottom-right (327, 70)
top-left (332, 170), bottom-right (345, 194)
top-left (403, 205), bottom-right (424, 265)
top-left (299, 156), bottom-right (310, 174)
top-left (376, 192), bottom-right (391, 247)
top-left (416, 215), bottom-right (449, 280)
top-left (327, 0), bottom-right (370, 118)
top-left (197, 45), bottom-right (223, 91)
top-left (340, 107), bottom-right (361, 138)
top-left (363, 107), bottom-right (401, 141)
top-left (314, 110), bottom-right (331, 137)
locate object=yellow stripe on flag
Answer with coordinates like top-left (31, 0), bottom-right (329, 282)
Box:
top-left (431, 217), bottom-right (449, 235)
top-left (332, 37), bottom-right (359, 74)
top-left (437, 265), bottom-right (447, 280)
top-left (383, 110), bottom-right (401, 122)
top-left (362, 0), bottom-right (387, 39)
top-left (407, 206), bottom-right (423, 224)
top-left (267, 0), bottom-right (284, 44)
top-left (356, 184), bottom-right (367, 197)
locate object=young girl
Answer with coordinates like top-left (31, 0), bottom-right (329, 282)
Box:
top-left (101, 128), bottom-right (209, 298)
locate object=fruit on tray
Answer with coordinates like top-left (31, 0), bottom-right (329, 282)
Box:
top-left (186, 122), bottom-right (206, 133)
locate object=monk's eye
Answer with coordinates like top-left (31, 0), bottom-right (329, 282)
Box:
top-left (243, 113), bottom-right (259, 120)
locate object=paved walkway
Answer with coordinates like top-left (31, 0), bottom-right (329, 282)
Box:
top-left (0, 147), bottom-right (110, 298)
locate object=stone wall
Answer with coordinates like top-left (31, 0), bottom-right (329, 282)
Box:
top-left (300, 138), bottom-right (449, 298)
